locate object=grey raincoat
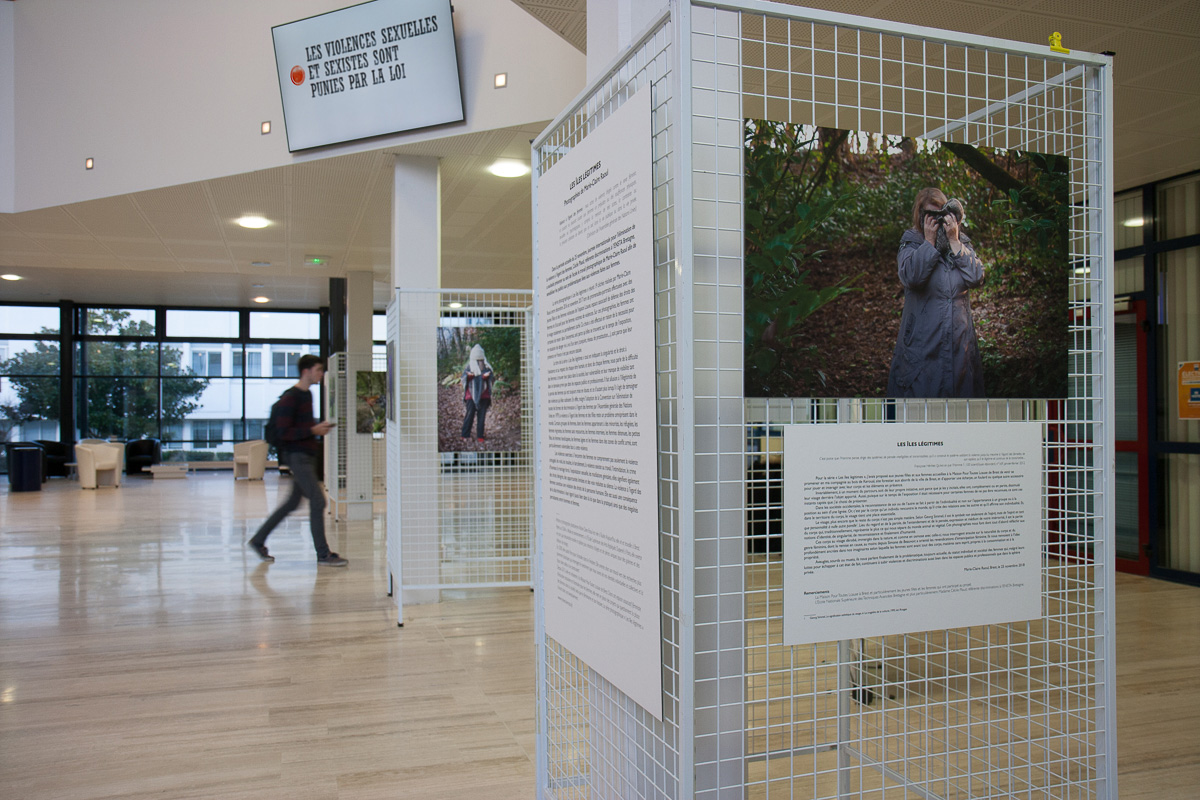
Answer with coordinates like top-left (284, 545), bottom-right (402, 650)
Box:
top-left (886, 228), bottom-right (985, 398)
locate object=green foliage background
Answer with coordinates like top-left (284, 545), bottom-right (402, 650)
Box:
top-left (436, 325), bottom-right (520, 396)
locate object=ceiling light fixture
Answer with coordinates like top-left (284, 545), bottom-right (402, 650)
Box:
top-left (253, 296), bottom-right (271, 304)
top-left (1, 274), bottom-right (23, 281)
top-left (448, 301), bottom-right (463, 309)
top-left (237, 215), bottom-right (271, 229)
top-left (251, 284), bottom-right (265, 289)
top-left (1122, 217), bottom-right (1145, 228)
top-left (85, 158), bottom-right (94, 170)
top-left (494, 73), bottom-right (507, 89)
top-left (250, 261), bottom-right (271, 267)
top-left (261, 121), bottom-right (272, 135)
top-left (487, 159), bottom-right (530, 178)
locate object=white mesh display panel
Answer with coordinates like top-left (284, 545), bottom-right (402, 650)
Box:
top-left (719, 2), bottom-right (1114, 799)
top-left (386, 299), bottom-right (402, 601)
top-left (534, 2), bottom-right (1113, 798)
top-left (534, 11), bottom-right (683, 800)
top-left (325, 351), bottom-right (387, 521)
top-left (388, 289), bottom-right (533, 622)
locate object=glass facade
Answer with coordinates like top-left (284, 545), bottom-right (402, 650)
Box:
top-left (1116, 171), bottom-right (1200, 583)
top-left (1, 303), bottom-right (325, 468)
top-left (0, 306), bottom-right (62, 453)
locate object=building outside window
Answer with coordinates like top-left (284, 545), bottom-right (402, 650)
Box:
top-left (272, 350), bottom-right (303, 378)
top-left (191, 350), bottom-right (223, 377)
top-left (233, 349), bottom-right (262, 378)
top-left (190, 419), bottom-right (224, 449)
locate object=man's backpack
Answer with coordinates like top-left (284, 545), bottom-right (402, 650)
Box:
top-left (264, 392), bottom-right (288, 449)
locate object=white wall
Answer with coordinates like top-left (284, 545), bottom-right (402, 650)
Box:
top-left (0, 3), bottom-right (14, 213)
top-left (8, 0), bottom-right (585, 212)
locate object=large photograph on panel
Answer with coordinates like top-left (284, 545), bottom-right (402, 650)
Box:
top-left (743, 121), bottom-right (1070, 400)
top-left (436, 324), bottom-right (521, 452)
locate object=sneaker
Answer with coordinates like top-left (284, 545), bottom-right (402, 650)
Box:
top-left (248, 541), bottom-right (274, 563)
top-left (316, 552), bottom-right (348, 567)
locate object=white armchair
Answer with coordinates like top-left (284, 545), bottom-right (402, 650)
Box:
top-left (75, 443), bottom-right (123, 489)
top-left (80, 439), bottom-right (126, 471)
top-left (233, 439), bottom-right (269, 480)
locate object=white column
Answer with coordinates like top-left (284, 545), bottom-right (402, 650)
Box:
top-left (586, 0), bottom-right (668, 83)
top-left (391, 156), bottom-right (440, 608)
top-left (392, 156), bottom-right (441, 289)
top-left (347, 271), bottom-right (373, 352)
top-left (343, 271), bottom-right (375, 521)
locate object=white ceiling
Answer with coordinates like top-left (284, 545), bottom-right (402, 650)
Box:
top-left (2, 0), bottom-right (1197, 311)
top-left (0, 123), bottom-right (546, 310)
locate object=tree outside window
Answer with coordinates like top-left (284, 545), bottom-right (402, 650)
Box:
top-left (0, 309), bottom-right (209, 441)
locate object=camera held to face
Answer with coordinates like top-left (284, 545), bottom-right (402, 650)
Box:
top-left (925, 198), bottom-right (965, 254)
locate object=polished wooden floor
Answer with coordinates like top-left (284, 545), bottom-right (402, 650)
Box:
top-left (1, 473), bottom-right (1197, 798)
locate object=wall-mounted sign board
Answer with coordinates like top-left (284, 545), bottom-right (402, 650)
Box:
top-left (272, 0), bottom-right (463, 152)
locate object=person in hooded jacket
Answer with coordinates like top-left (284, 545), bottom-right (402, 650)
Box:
top-left (461, 343), bottom-right (494, 442)
top-left (886, 187), bottom-right (986, 399)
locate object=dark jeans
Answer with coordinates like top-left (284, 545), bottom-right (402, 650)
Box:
top-left (462, 399), bottom-right (490, 439)
top-left (249, 450), bottom-right (330, 559)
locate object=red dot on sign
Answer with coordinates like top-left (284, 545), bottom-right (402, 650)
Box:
top-left (290, 66), bottom-right (305, 86)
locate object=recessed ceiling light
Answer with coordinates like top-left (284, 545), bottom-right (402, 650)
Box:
top-left (253, 296), bottom-right (271, 304)
top-left (487, 159), bottom-right (530, 178)
top-left (494, 73), bottom-right (507, 89)
top-left (85, 158), bottom-right (94, 170)
top-left (448, 301), bottom-right (463, 309)
top-left (1122, 217), bottom-right (1145, 228)
top-left (1, 274), bottom-right (23, 281)
top-left (251, 283), bottom-right (265, 288)
top-left (261, 121), bottom-right (272, 135)
top-left (250, 261), bottom-right (271, 267)
top-left (237, 215), bottom-right (271, 229)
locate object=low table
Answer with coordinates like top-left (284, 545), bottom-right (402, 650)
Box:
top-left (149, 464), bottom-right (189, 479)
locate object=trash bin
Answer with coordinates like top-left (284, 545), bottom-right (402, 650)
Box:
top-left (10, 446), bottom-right (42, 492)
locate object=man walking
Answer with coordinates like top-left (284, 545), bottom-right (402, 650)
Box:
top-left (248, 354), bottom-right (348, 567)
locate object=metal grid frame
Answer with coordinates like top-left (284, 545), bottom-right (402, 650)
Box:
top-left (533, 1), bottom-right (1114, 797)
top-left (534, 9), bottom-right (683, 799)
top-left (325, 351), bottom-right (388, 521)
top-left (718, 1), bottom-right (1114, 798)
top-left (386, 288), bottom-right (534, 623)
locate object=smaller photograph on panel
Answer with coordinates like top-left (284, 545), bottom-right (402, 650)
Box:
top-left (743, 121), bottom-right (1071, 400)
top-left (386, 342), bottom-right (396, 423)
top-left (356, 371), bottom-right (387, 434)
top-left (436, 325), bottom-right (522, 452)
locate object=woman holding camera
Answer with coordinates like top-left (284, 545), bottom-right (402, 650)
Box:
top-left (886, 187), bottom-right (986, 399)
